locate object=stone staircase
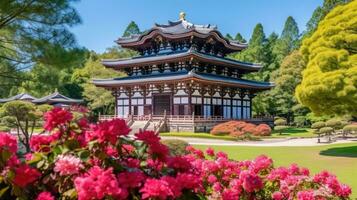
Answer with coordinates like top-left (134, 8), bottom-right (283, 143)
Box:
top-left (129, 121), bottom-right (147, 135)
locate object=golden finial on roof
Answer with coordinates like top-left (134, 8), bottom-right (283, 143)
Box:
top-left (179, 11), bottom-right (186, 21)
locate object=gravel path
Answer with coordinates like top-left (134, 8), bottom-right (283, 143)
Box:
top-left (161, 136), bottom-right (357, 147)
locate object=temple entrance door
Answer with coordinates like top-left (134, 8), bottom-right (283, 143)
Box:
top-left (153, 94), bottom-right (171, 115)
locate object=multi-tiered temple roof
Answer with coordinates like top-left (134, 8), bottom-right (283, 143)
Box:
top-left (93, 13), bottom-right (273, 128)
top-left (95, 14), bottom-right (273, 90)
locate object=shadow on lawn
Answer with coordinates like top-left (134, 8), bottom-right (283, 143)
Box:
top-left (319, 145), bottom-right (357, 158)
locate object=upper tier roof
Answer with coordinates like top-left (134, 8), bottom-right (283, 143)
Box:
top-left (116, 16), bottom-right (247, 53)
top-left (93, 70), bottom-right (273, 90)
top-left (101, 48), bottom-right (261, 72)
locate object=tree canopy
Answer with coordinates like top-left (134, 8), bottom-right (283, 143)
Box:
top-left (296, 0), bottom-right (357, 116)
top-left (122, 21), bottom-right (141, 37)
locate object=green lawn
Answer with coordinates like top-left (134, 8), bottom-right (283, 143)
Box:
top-left (195, 142), bottom-right (357, 198)
top-left (161, 128), bottom-right (315, 140)
top-left (160, 132), bottom-right (237, 141)
top-left (270, 127), bottom-right (315, 138)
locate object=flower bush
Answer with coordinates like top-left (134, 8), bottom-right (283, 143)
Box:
top-left (210, 120), bottom-right (272, 137)
top-left (0, 108), bottom-right (351, 199)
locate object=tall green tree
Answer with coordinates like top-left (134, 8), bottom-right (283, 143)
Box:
top-left (235, 33), bottom-right (246, 43)
top-left (225, 34), bottom-right (234, 40)
top-left (122, 21), bottom-right (141, 37)
top-left (305, 0), bottom-right (351, 36)
top-left (0, 0), bottom-right (82, 71)
top-left (273, 16), bottom-right (300, 63)
top-left (270, 51), bottom-right (306, 121)
top-left (72, 47), bottom-right (137, 115)
top-left (296, 0), bottom-right (357, 116)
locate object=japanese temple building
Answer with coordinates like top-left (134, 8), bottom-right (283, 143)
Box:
top-left (0, 91), bottom-right (83, 108)
top-left (93, 13), bottom-right (274, 132)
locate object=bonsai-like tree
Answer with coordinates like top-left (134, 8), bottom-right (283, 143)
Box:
top-left (274, 118), bottom-right (288, 135)
top-left (0, 101), bottom-right (52, 152)
top-left (311, 122), bottom-right (325, 143)
top-left (319, 127), bottom-right (334, 142)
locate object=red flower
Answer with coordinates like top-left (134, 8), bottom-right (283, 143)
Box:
top-left (117, 171), bottom-right (146, 188)
top-left (0, 132), bottom-right (17, 154)
top-left (140, 178), bottom-right (173, 200)
top-left (44, 107), bottom-right (73, 131)
top-left (88, 119), bottom-right (130, 145)
top-left (12, 164), bottom-right (41, 187)
top-left (134, 130), bottom-right (160, 145)
top-left (148, 142), bottom-right (169, 161)
top-left (30, 134), bottom-right (57, 152)
top-left (167, 156), bottom-right (191, 171)
top-left (36, 191), bottom-right (55, 200)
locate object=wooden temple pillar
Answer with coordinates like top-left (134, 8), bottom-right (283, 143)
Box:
top-left (239, 89), bottom-right (245, 119)
top-left (112, 90), bottom-right (118, 116)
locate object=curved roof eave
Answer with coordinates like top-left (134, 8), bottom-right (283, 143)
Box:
top-left (101, 50), bottom-right (262, 71)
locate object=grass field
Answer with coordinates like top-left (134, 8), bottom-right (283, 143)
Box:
top-left (195, 142), bottom-right (357, 198)
top-left (161, 127), bottom-right (315, 140)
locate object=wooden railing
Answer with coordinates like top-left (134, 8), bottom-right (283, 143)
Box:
top-left (99, 114), bottom-right (273, 123)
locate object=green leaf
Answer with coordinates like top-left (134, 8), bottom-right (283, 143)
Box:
top-left (26, 152), bottom-right (43, 165)
top-left (0, 186), bottom-right (9, 197)
top-left (1, 150), bottom-right (11, 162)
top-left (63, 188), bottom-right (77, 198)
top-left (78, 150), bottom-right (90, 161)
top-left (64, 139), bottom-right (80, 150)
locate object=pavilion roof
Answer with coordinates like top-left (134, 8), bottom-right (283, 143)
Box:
top-left (32, 91), bottom-right (83, 104)
top-left (93, 70), bottom-right (274, 90)
top-left (116, 19), bottom-right (247, 52)
top-left (101, 49), bottom-right (261, 72)
top-left (0, 93), bottom-right (37, 103)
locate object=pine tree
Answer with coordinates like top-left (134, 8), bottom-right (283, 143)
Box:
top-left (225, 34), bottom-right (234, 40)
top-left (273, 16), bottom-right (300, 64)
top-left (234, 33), bottom-right (246, 43)
top-left (122, 21), bottom-right (141, 37)
top-left (305, 0), bottom-right (351, 35)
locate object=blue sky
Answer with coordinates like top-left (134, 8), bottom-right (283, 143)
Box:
top-left (71, 0), bottom-right (322, 53)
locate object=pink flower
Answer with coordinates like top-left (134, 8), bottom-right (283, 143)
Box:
top-left (117, 171), bottom-right (146, 188)
top-left (44, 107), bottom-right (73, 130)
top-left (251, 155), bottom-right (273, 173)
top-left (0, 132), bottom-right (17, 154)
top-left (54, 155), bottom-right (83, 176)
top-left (297, 190), bottom-right (314, 200)
top-left (134, 130), bottom-right (160, 145)
top-left (36, 191), bottom-right (55, 200)
top-left (12, 164), bottom-right (41, 187)
top-left (207, 175), bottom-right (217, 184)
top-left (140, 178), bottom-right (173, 200)
top-left (74, 166), bottom-right (126, 200)
top-left (88, 119), bottom-right (130, 145)
top-left (272, 191), bottom-right (284, 200)
top-left (206, 147), bottom-right (215, 157)
top-left (222, 188), bottom-right (240, 200)
top-left (240, 171), bottom-right (263, 192)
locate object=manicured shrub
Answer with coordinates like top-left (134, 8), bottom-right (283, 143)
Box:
top-left (255, 124), bottom-right (272, 136)
top-left (326, 119), bottom-right (342, 130)
top-left (343, 124), bottom-right (357, 134)
top-left (0, 108), bottom-right (351, 199)
top-left (161, 139), bottom-right (189, 156)
top-left (211, 121), bottom-right (271, 137)
top-left (319, 127), bottom-right (334, 134)
top-left (274, 118), bottom-right (287, 126)
top-left (274, 125), bottom-right (289, 135)
top-left (311, 122), bottom-right (325, 129)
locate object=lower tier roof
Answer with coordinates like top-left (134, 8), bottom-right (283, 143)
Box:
top-left (93, 71), bottom-right (274, 90)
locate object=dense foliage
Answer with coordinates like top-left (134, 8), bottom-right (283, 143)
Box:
top-left (296, 0), bottom-right (357, 116)
top-left (0, 108), bottom-right (352, 199)
top-left (210, 121), bottom-right (272, 137)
